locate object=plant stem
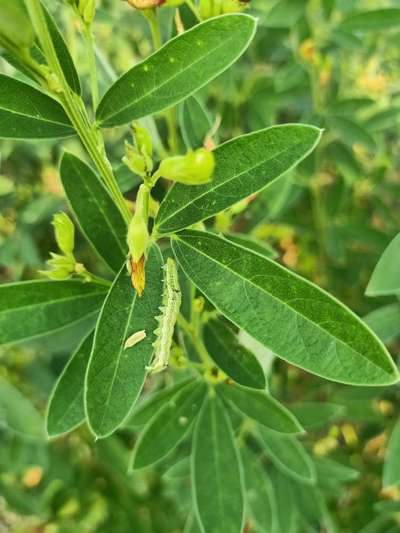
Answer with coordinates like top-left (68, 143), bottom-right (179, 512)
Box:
top-left (177, 314), bottom-right (212, 367)
top-left (145, 8), bottom-right (178, 153)
top-left (82, 23), bottom-right (100, 111)
top-left (25, 0), bottom-right (131, 225)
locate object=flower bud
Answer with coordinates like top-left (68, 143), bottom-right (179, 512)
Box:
top-left (222, 0), bottom-right (250, 14)
top-left (52, 213), bottom-right (75, 255)
top-left (133, 122), bottom-right (153, 158)
top-left (0, 0), bottom-right (34, 48)
top-left (157, 148), bottom-right (215, 185)
top-left (40, 252), bottom-right (76, 281)
top-left (123, 142), bottom-right (147, 177)
top-left (126, 0), bottom-right (165, 9)
top-left (79, 0), bottom-right (96, 25)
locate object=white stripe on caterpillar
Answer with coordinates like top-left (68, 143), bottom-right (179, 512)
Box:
top-left (146, 258), bottom-right (181, 374)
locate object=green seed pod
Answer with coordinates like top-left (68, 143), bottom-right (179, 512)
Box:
top-left (0, 0), bottom-right (34, 48)
top-left (127, 185), bottom-right (150, 263)
top-left (52, 213), bottom-right (75, 255)
top-left (158, 148), bottom-right (215, 185)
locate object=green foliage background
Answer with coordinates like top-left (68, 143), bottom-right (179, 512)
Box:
top-left (1, 0), bottom-right (400, 532)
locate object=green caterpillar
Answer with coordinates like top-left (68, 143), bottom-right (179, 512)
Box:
top-left (146, 258), bottom-right (181, 374)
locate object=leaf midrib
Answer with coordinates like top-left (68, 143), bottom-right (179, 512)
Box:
top-left (175, 236), bottom-right (392, 378)
top-left (69, 158), bottom-right (126, 260)
top-left (0, 289), bottom-right (104, 314)
top-left (158, 135), bottom-right (312, 231)
top-left (0, 104), bottom-right (72, 128)
top-left (99, 24), bottom-right (244, 123)
top-left (95, 286), bottom-right (138, 434)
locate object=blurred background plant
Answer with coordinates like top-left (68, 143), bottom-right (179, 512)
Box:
top-left (1, 0), bottom-right (400, 531)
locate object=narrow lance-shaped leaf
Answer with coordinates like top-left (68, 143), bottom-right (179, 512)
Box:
top-left (364, 303), bottom-right (400, 344)
top-left (0, 280), bottom-right (106, 346)
top-left (0, 75), bottom-right (74, 139)
top-left (241, 448), bottom-right (277, 533)
top-left (192, 395), bottom-right (244, 533)
top-left (289, 401), bottom-right (345, 429)
top-left (46, 330), bottom-right (94, 438)
top-left (383, 418), bottom-right (400, 488)
top-left (130, 380), bottom-right (206, 470)
top-left (172, 231), bottom-right (398, 386)
top-left (314, 456), bottom-right (359, 484)
top-left (222, 233), bottom-right (278, 260)
top-left (269, 468), bottom-right (298, 533)
top-left (22, 0), bottom-right (81, 94)
top-left (156, 125), bottom-right (322, 234)
top-left (366, 233), bottom-right (400, 296)
top-left (179, 96), bottom-right (212, 149)
top-left (339, 9), bottom-right (400, 33)
top-left (125, 378), bottom-right (195, 428)
top-left (258, 426), bottom-right (316, 485)
top-left (0, 380), bottom-right (44, 439)
top-left (60, 153), bottom-right (127, 273)
top-left (43, 4), bottom-right (81, 95)
top-left (204, 317), bottom-right (266, 389)
top-left (96, 14), bottom-right (256, 127)
top-left (85, 245), bottom-right (164, 438)
top-left (218, 383), bottom-right (303, 434)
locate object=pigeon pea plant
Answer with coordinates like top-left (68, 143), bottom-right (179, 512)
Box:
top-left (0, 0), bottom-right (399, 532)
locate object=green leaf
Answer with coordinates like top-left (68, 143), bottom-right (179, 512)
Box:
top-left (218, 383), bottom-right (303, 434)
top-left (222, 233), bottom-right (278, 260)
top-left (0, 74), bottom-right (74, 139)
top-left (269, 468), bottom-right (298, 533)
top-left (241, 448), bottom-right (276, 532)
top-left (156, 125), bottom-right (321, 234)
top-left (124, 378), bottom-right (195, 428)
top-left (0, 280), bottom-right (106, 346)
top-left (366, 233), bottom-right (400, 296)
top-left (261, 0), bottom-right (305, 28)
top-left (179, 96), bottom-right (212, 149)
top-left (96, 14), bottom-right (256, 127)
top-left (192, 395), bottom-right (244, 533)
top-left (364, 304), bottom-right (400, 343)
top-left (258, 426), bottom-right (316, 484)
top-left (204, 318), bottom-right (266, 389)
top-left (172, 231), bottom-right (398, 385)
top-left (130, 380), bottom-right (206, 469)
top-left (383, 418), bottom-right (400, 488)
top-left (42, 3), bottom-right (81, 95)
top-left (314, 456), bottom-right (359, 484)
top-left (60, 153), bottom-right (127, 273)
top-left (328, 116), bottom-right (376, 151)
top-left (46, 331), bottom-right (94, 438)
top-left (0, 380), bottom-right (44, 439)
top-left (340, 9), bottom-right (400, 32)
top-left (289, 401), bottom-right (345, 429)
top-left (85, 246), bottom-right (164, 438)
